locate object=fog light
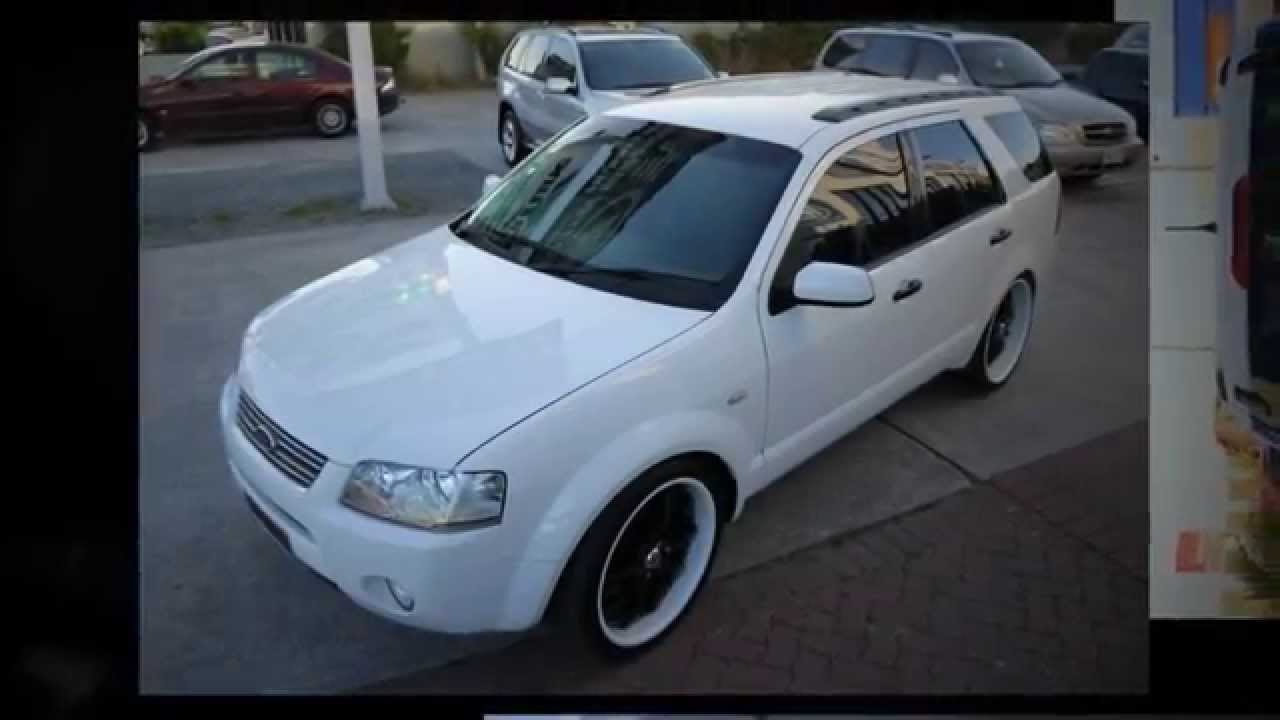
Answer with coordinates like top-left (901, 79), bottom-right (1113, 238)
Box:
top-left (386, 579), bottom-right (414, 612)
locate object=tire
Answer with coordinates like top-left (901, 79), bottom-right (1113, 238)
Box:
top-left (964, 276), bottom-right (1036, 389)
top-left (138, 113), bottom-right (157, 152)
top-left (311, 98), bottom-right (351, 138)
top-left (555, 457), bottom-right (725, 660)
top-left (499, 107), bottom-right (528, 167)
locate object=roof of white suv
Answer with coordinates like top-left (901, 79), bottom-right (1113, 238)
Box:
top-left (608, 72), bottom-right (1010, 148)
top-left (834, 26), bottom-right (1016, 45)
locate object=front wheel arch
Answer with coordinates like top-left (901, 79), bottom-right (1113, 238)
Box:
top-left (543, 450), bottom-right (737, 622)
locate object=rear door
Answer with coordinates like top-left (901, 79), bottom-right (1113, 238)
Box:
top-left (538, 36), bottom-right (586, 137)
top-left (247, 48), bottom-right (320, 128)
top-left (903, 116), bottom-right (1012, 350)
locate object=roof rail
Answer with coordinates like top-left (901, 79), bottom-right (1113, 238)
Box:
top-left (852, 22), bottom-right (953, 38)
top-left (812, 87), bottom-right (994, 123)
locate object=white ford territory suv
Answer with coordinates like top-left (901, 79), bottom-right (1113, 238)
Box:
top-left (220, 72), bottom-right (1062, 657)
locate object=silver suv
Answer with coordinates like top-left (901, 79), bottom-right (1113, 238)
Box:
top-left (814, 24), bottom-right (1143, 180)
top-left (496, 25), bottom-right (718, 166)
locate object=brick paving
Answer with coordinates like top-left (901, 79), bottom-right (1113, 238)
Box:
top-left (364, 421), bottom-right (1147, 695)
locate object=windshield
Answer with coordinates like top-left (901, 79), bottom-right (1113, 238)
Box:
top-left (453, 116), bottom-right (801, 311)
top-left (579, 38), bottom-right (714, 90)
top-left (166, 46), bottom-right (222, 79)
top-left (956, 40), bottom-right (1063, 88)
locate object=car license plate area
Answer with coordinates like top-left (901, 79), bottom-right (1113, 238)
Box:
top-left (1103, 147), bottom-right (1125, 166)
top-left (245, 493), bottom-right (293, 556)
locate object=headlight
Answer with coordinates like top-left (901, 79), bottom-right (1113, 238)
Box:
top-left (341, 461), bottom-right (506, 530)
top-left (1037, 123), bottom-right (1078, 145)
top-left (381, 76), bottom-right (396, 93)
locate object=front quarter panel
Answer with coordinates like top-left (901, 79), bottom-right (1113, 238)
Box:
top-left (456, 305), bottom-right (768, 630)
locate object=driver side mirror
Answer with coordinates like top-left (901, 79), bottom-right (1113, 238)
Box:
top-left (937, 73), bottom-right (960, 85)
top-left (178, 77), bottom-right (196, 89)
top-left (792, 262), bottom-right (875, 308)
top-left (545, 76), bottom-right (575, 94)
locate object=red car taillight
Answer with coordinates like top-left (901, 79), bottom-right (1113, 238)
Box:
top-left (1231, 175), bottom-right (1251, 288)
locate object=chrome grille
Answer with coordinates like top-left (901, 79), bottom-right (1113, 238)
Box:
top-left (236, 392), bottom-right (327, 488)
top-left (1081, 122), bottom-right (1127, 145)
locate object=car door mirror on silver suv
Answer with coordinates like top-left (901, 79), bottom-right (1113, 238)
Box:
top-left (545, 76), bottom-right (574, 94)
top-left (792, 262), bottom-right (875, 308)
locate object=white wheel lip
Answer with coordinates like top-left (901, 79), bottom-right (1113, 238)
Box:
top-left (595, 476), bottom-right (717, 649)
top-left (983, 278), bottom-right (1034, 384)
top-left (138, 117), bottom-right (149, 148)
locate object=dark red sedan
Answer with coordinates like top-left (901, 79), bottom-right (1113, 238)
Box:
top-left (138, 41), bottom-right (400, 151)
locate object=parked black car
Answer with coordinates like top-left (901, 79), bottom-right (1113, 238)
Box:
top-left (1079, 45), bottom-right (1149, 143)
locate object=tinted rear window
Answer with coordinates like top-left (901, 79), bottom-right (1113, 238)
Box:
top-left (579, 38), bottom-right (713, 90)
top-left (909, 120), bottom-right (1004, 235)
top-left (985, 110), bottom-right (1055, 183)
top-left (857, 35), bottom-right (916, 77)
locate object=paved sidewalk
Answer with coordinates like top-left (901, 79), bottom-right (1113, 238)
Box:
top-left (365, 421), bottom-right (1148, 695)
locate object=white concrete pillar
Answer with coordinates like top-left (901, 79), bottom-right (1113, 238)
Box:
top-left (347, 22), bottom-right (396, 212)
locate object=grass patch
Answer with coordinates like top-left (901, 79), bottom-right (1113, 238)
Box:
top-left (210, 209), bottom-right (236, 226)
top-left (282, 196), bottom-right (350, 219)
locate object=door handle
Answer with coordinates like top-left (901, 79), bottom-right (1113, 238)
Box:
top-left (990, 228), bottom-right (1012, 245)
top-left (893, 278), bottom-right (922, 302)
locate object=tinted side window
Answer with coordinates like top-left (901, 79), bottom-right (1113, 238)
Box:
top-left (189, 50), bottom-right (253, 80)
top-left (910, 40), bottom-right (959, 81)
top-left (543, 37), bottom-right (577, 82)
top-left (856, 35), bottom-right (916, 77)
top-left (521, 35), bottom-right (550, 76)
top-left (910, 121), bottom-right (1004, 236)
top-left (985, 110), bottom-right (1054, 184)
top-left (821, 33), bottom-right (867, 70)
top-left (772, 134), bottom-right (915, 311)
top-left (505, 34), bottom-right (529, 71)
top-left (254, 50), bottom-right (316, 81)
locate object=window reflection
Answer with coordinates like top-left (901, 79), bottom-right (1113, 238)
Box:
top-left (457, 116), bottom-right (801, 311)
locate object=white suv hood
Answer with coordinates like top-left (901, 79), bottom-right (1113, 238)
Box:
top-left (236, 224), bottom-right (707, 467)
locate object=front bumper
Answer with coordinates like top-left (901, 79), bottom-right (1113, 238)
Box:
top-left (218, 375), bottom-right (530, 634)
top-left (378, 90), bottom-right (400, 116)
top-left (1046, 137), bottom-right (1144, 177)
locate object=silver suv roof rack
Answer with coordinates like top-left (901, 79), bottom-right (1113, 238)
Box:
top-left (812, 87), bottom-right (994, 123)
top-left (846, 22), bottom-right (954, 38)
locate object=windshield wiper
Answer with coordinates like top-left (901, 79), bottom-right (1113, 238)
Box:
top-left (842, 68), bottom-right (891, 77)
top-left (539, 263), bottom-right (716, 286)
top-left (997, 79), bottom-right (1062, 89)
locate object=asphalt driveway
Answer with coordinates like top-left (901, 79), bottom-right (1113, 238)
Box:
top-left (139, 93), bottom-right (1148, 693)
